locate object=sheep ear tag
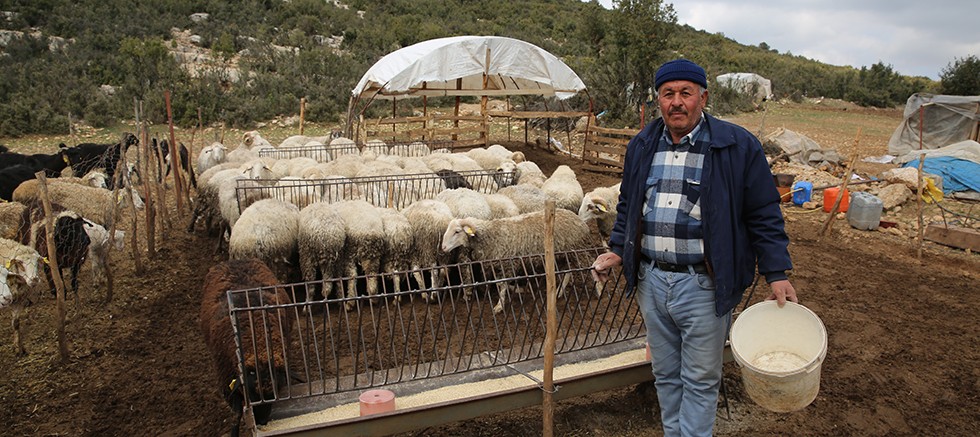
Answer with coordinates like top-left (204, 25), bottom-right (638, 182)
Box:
top-left (63, 154), bottom-right (70, 164)
top-left (463, 226), bottom-right (475, 237)
top-left (597, 203), bottom-right (608, 213)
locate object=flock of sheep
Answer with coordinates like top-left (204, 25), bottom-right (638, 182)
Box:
top-left (189, 131), bottom-right (622, 313)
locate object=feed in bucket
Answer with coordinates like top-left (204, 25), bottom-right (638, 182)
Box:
top-left (729, 301), bottom-right (827, 412)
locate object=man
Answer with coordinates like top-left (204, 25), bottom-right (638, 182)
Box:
top-left (591, 59), bottom-right (798, 436)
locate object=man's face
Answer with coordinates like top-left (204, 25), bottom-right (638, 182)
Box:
top-left (658, 80), bottom-right (708, 140)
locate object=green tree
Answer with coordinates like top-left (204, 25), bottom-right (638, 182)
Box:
top-left (939, 55), bottom-right (980, 95)
top-left (595, 0), bottom-right (677, 125)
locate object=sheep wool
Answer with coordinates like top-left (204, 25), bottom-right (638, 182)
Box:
top-left (541, 165), bottom-right (585, 213)
top-left (297, 202), bottom-right (346, 299)
top-left (228, 199), bottom-right (301, 284)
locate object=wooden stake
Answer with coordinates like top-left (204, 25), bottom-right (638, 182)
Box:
top-left (300, 97), bottom-right (306, 135)
top-left (35, 172), bottom-right (70, 362)
top-left (820, 128), bottom-right (861, 237)
top-left (542, 200), bottom-right (557, 437)
top-left (916, 153), bottom-right (926, 259)
top-left (164, 90), bottom-right (184, 214)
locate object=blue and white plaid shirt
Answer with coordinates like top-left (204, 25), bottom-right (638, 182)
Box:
top-left (640, 115), bottom-right (709, 265)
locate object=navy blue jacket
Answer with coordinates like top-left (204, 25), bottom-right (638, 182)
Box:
top-left (607, 113), bottom-right (792, 316)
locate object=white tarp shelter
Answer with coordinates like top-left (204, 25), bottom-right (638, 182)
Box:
top-left (888, 93), bottom-right (980, 158)
top-left (716, 73), bottom-right (773, 102)
top-left (351, 35), bottom-right (587, 100)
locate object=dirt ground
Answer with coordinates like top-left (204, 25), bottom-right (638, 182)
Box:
top-left (2, 102), bottom-right (979, 436)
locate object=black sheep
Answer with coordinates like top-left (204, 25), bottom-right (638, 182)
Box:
top-left (0, 164), bottom-right (38, 201)
top-left (200, 259), bottom-right (293, 437)
top-left (0, 149), bottom-right (69, 177)
top-left (436, 168), bottom-right (473, 189)
top-left (151, 138), bottom-right (197, 188)
top-left (60, 132), bottom-right (138, 189)
top-left (23, 209), bottom-right (91, 299)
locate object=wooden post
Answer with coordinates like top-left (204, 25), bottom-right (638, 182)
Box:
top-left (453, 78), bottom-right (462, 141)
top-left (542, 200), bottom-right (557, 437)
top-left (481, 47), bottom-right (490, 147)
top-left (141, 123), bottom-right (157, 258)
top-left (35, 172), bottom-right (70, 362)
top-left (299, 97), bottom-right (306, 135)
top-left (970, 102), bottom-right (979, 141)
top-left (821, 129), bottom-right (861, 237)
top-left (164, 90), bottom-right (184, 214)
top-left (916, 153), bottom-right (926, 259)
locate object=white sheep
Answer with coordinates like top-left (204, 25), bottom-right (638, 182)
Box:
top-left (190, 165), bottom-right (247, 235)
top-left (319, 153), bottom-right (364, 179)
top-left (242, 130), bottom-right (274, 149)
top-left (541, 165), bottom-right (584, 213)
top-left (579, 182), bottom-right (621, 246)
top-left (1, 237), bottom-right (44, 355)
top-left (484, 193), bottom-right (520, 219)
top-left (402, 199), bottom-right (455, 301)
top-left (515, 161), bottom-right (546, 187)
top-left (197, 142), bottom-right (228, 175)
top-left (328, 137), bottom-right (359, 160)
top-left (81, 220), bottom-right (125, 289)
top-left (362, 139), bottom-right (389, 155)
top-left (390, 141), bottom-right (430, 157)
top-left (297, 202), bottom-right (346, 301)
top-left (378, 207), bottom-right (414, 299)
top-left (333, 200), bottom-right (386, 308)
top-left (435, 188), bottom-right (492, 219)
top-left (278, 134), bottom-right (332, 148)
top-left (441, 208), bottom-right (597, 313)
top-left (273, 176), bottom-right (321, 209)
top-left (497, 184), bottom-right (549, 214)
top-left (228, 198), bottom-right (301, 284)
top-left (487, 144), bottom-right (525, 163)
top-left (0, 202), bottom-right (26, 240)
top-left (12, 179), bottom-right (142, 227)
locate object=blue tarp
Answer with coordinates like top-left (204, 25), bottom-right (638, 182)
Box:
top-left (903, 157), bottom-right (980, 194)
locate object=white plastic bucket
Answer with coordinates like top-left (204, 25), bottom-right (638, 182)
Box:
top-left (730, 301), bottom-right (827, 412)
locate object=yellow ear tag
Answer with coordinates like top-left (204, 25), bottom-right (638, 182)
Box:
top-left (63, 155), bottom-right (70, 164)
top-left (4, 259), bottom-right (10, 269)
top-left (41, 256), bottom-right (49, 265)
top-left (463, 226), bottom-right (475, 237)
top-left (597, 203), bottom-right (608, 213)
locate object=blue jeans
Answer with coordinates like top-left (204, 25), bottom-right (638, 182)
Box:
top-left (636, 261), bottom-right (732, 437)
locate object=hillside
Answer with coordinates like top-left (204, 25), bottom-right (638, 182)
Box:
top-left (0, 0), bottom-right (936, 138)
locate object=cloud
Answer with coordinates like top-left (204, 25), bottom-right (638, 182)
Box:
top-left (588, 0), bottom-right (980, 79)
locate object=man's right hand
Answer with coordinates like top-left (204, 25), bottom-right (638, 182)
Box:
top-left (591, 252), bottom-right (623, 283)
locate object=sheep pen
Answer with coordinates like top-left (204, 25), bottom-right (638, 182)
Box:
top-left (5, 115), bottom-right (976, 437)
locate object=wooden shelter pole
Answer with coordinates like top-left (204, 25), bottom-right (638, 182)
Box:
top-left (916, 152), bottom-right (926, 259)
top-left (453, 78), bottom-right (462, 141)
top-left (35, 172), bottom-right (71, 362)
top-left (300, 97), bottom-right (306, 135)
top-left (482, 47), bottom-right (490, 147)
top-left (542, 200), bottom-right (557, 437)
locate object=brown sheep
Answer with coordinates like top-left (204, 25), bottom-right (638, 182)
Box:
top-left (200, 259), bottom-right (293, 436)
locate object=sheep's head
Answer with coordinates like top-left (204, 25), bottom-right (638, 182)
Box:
top-left (579, 196), bottom-right (610, 221)
top-left (441, 218), bottom-right (477, 252)
top-left (0, 265), bottom-right (13, 308)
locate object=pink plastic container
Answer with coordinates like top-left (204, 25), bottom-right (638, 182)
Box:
top-left (359, 389), bottom-right (396, 416)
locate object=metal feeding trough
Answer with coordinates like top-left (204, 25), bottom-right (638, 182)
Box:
top-left (226, 247), bottom-right (656, 436)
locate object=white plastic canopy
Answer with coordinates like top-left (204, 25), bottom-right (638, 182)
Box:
top-left (351, 36), bottom-right (587, 100)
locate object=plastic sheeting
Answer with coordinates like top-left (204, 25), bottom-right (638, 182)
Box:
top-left (887, 93), bottom-right (980, 157)
top-left (351, 36), bottom-right (587, 100)
top-left (899, 140), bottom-right (980, 194)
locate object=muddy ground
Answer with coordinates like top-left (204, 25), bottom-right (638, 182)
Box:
top-left (1, 105), bottom-right (978, 436)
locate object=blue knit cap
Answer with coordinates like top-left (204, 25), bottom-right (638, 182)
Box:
top-left (655, 59), bottom-right (707, 91)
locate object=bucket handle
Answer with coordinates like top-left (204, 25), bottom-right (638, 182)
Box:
top-left (804, 347), bottom-right (828, 374)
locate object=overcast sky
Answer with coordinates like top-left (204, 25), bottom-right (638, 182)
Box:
top-left (591, 0), bottom-right (980, 79)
